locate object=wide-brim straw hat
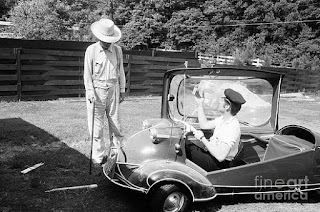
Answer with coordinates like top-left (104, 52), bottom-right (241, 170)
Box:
top-left (91, 18), bottom-right (121, 43)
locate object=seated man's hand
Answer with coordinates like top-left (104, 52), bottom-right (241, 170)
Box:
top-left (195, 94), bottom-right (204, 106)
top-left (178, 120), bottom-right (196, 133)
top-left (185, 124), bottom-right (192, 133)
top-left (193, 130), bottom-right (204, 140)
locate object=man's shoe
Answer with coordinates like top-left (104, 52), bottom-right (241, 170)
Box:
top-left (101, 156), bottom-right (108, 165)
top-left (92, 162), bottom-right (102, 168)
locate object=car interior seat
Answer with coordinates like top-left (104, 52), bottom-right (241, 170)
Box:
top-left (229, 140), bottom-right (246, 167)
top-left (263, 134), bottom-right (314, 161)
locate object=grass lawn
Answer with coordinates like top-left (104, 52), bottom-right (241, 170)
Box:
top-left (0, 96), bottom-right (320, 212)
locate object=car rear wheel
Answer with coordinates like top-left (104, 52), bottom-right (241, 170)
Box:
top-left (150, 184), bottom-right (190, 212)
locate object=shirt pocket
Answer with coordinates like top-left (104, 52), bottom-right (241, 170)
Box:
top-left (94, 59), bottom-right (104, 75)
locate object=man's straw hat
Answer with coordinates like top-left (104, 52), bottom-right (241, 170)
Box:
top-left (91, 18), bottom-right (121, 43)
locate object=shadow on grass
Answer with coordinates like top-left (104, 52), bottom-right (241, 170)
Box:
top-left (2, 118), bottom-right (319, 212)
top-left (0, 118), bottom-right (149, 212)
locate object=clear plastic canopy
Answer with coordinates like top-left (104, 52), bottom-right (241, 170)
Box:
top-left (168, 74), bottom-right (273, 127)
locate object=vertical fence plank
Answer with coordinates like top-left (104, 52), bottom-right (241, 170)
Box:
top-left (15, 48), bottom-right (22, 101)
top-left (78, 56), bottom-right (82, 98)
top-left (126, 54), bottom-right (132, 94)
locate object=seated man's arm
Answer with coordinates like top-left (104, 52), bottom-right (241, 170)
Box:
top-left (201, 138), bottom-right (231, 162)
top-left (197, 99), bottom-right (216, 129)
top-left (193, 127), bottom-right (238, 162)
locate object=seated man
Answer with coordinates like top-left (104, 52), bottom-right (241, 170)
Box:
top-left (185, 88), bottom-right (246, 172)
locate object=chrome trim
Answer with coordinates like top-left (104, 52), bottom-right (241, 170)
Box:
top-left (216, 186), bottom-right (320, 196)
top-left (127, 122), bottom-right (169, 140)
top-left (116, 163), bottom-right (146, 191)
top-left (103, 166), bottom-right (147, 193)
top-left (116, 162), bottom-right (140, 166)
top-left (275, 77), bottom-right (282, 131)
top-left (147, 169), bottom-right (212, 187)
top-left (103, 147), bottom-right (147, 193)
top-left (211, 182), bottom-right (320, 188)
top-left (193, 194), bottom-right (218, 202)
top-left (147, 178), bottom-right (196, 201)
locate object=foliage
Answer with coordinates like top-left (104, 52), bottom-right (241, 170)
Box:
top-left (6, 0), bottom-right (67, 40)
top-left (0, 0), bottom-right (16, 19)
top-left (6, 0), bottom-right (99, 41)
top-left (120, 2), bottom-right (167, 50)
top-left (2, 0), bottom-right (320, 68)
top-left (164, 8), bottom-right (210, 50)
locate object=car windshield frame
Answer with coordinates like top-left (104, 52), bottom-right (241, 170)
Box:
top-left (161, 66), bottom-right (284, 131)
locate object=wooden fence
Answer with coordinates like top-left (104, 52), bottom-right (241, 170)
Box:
top-left (0, 38), bottom-right (199, 101)
top-left (198, 53), bottom-right (320, 93)
top-left (0, 38), bottom-right (319, 101)
top-left (279, 67), bottom-right (320, 93)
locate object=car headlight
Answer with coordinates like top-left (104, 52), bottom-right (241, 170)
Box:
top-left (149, 128), bottom-right (171, 144)
top-left (142, 120), bottom-right (152, 130)
top-left (149, 128), bottom-right (158, 143)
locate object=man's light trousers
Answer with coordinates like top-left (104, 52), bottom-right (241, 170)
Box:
top-left (86, 84), bottom-right (124, 164)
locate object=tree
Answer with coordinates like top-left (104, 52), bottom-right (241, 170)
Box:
top-left (119, 0), bottom-right (208, 50)
top-left (7, 0), bottom-right (68, 40)
top-left (203, 0), bottom-right (237, 37)
top-left (121, 13), bottom-right (166, 50)
top-left (57, 0), bottom-right (101, 41)
top-left (0, 0), bottom-right (16, 20)
top-left (165, 8), bottom-right (210, 50)
top-left (6, 0), bottom-right (101, 41)
top-left (120, 1), bottom-right (167, 50)
top-left (1, 0), bottom-right (319, 70)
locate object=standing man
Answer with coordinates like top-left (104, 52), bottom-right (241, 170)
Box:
top-left (186, 88), bottom-right (246, 171)
top-left (84, 18), bottom-right (126, 165)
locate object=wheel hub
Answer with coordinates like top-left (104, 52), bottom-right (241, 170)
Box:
top-left (163, 192), bottom-right (185, 212)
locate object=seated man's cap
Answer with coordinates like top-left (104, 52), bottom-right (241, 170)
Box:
top-left (224, 88), bottom-right (246, 105)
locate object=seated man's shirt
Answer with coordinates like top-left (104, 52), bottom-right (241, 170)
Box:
top-left (209, 116), bottom-right (240, 161)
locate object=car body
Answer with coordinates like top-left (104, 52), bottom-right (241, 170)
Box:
top-left (103, 65), bottom-right (320, 212)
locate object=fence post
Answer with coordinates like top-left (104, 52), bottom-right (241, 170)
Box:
top-left (15, 48), bottom-right (22, 101)
top-left (152, 49), bottom-right (155, 57)
top-left (126, 54), bottom-right (131, 95)
top-left (78, 55), bottom-right (82, 98)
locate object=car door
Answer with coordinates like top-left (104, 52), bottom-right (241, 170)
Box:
top-left (206, 149), bottom-right (317, 194)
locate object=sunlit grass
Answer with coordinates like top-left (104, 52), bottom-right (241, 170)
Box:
top-left (0, 96), bottom-right (319, 211)
top-left (0, 96), bottom-right (160, 212)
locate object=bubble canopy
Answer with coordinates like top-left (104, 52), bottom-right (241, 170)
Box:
top-left (164, 67), bottom-right (283, 129)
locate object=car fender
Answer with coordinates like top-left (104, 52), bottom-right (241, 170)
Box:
top-left (128, 160), bottom-right (216, 201)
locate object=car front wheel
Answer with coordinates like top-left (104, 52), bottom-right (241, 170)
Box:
top-left (150, 184), bottom-right (190, 212)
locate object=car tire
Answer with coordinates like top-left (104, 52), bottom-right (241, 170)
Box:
top-left (150, 184), bottom-right (190, 212)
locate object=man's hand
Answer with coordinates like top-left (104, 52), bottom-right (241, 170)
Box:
top-left (195, 96), bottom-right (204, 105)
top-left (177, 120), bottom-right (196, 133)
top-left (120, 92), bottom-right (125, 103)
top-left (193, 130), bottom-right (204, 140)
top-left (194, 89), bottom-right (204, 106)
top-left (87, 91), bottom-right (95, 103)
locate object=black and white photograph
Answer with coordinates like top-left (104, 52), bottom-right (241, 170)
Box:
top-left (1, 1), bottom-right (320, 211)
